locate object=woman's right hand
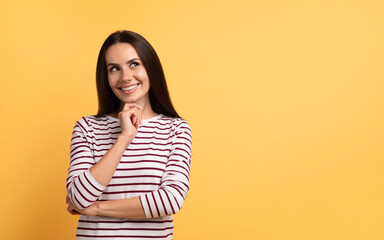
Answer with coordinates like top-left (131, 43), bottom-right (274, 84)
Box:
top-left (118, 103), bottom-right (143, 140)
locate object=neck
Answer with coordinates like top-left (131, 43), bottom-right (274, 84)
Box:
top-left (138, 100), bottom-right (158, 120)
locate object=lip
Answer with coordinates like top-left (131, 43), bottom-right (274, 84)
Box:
top-left (119, 83), bottom-right (140, 94)
top-left (120, 83), bottom-right (139, 88)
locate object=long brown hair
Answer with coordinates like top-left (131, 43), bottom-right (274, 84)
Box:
top-left (95, 30), bottom-right (180, 118)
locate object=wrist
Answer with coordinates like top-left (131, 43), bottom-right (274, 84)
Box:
top-left (94, 201), bottom-right (101, 216)
top-left (117, 134), bottom-right (133, 147)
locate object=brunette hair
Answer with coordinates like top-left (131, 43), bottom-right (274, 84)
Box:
top-left (95, 30), bottom-right (180, 118)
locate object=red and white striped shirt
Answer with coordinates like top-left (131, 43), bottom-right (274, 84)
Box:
top-left (66, 114), bottom-right (192, 239)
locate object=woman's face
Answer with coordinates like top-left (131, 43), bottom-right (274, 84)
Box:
top-left (105, 43), bottom-right (150, 108)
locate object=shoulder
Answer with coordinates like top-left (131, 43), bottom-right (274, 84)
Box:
top-left (74, 115), bottom-right (119, 133)
top-left (156, 116), bottom-right (192, 143)
top-left (144, 115), bottom-right (191, 135)
top-left (157, 116), bottom-right (193, 149)
top-left (155, 115), bottom-right (191, 132)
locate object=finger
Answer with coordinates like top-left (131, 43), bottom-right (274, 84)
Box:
top-left (67, 206), bottom-right (73, 214)
top-left (70, 209), bottom-right (80, 215)
top-left (125, 103), bottom-right (143, 110)
top-left (122, 103), bottom-right (131, 112)
top-left (134, 108), bottom-right (142, 125)
top-left (138, 110), bottom-right (143, 126)
top-left (118, 111), bottom-right (133, 125)
top-left (68, 202), bottom-right (81, 215)
top-left (131, 112), bottom-right (137, 125)
top-left (122, 103), bottom-right (143, 111)
top-left (72, 210), bottom-right (81, 215)
top-left (130, 108), bottom-right (141, 127)
top-left (136, 109), bottom-right (141, 128)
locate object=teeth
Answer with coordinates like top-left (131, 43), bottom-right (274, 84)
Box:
top-left (121, 84), bottom-right (138, 91)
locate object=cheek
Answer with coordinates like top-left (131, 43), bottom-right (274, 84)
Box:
top-left (108, 74), bottom-right (118, 87)
top-left (136, 71), bottom-right (147, 79)
top-left (135, 68), bottom-right (149, 82)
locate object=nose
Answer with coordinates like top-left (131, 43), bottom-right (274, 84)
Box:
top-left (121, 68), bottom-right (133, 82)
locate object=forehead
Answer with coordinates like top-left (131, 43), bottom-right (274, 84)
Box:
top-left (105, 43), bottom-right (139, 63)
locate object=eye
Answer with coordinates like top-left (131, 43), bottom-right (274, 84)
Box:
top-left (130, 62), bottom-right (139, 68)
top-left (109, 66), bottom-right (119, 72)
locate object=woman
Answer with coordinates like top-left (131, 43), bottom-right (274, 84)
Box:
top-left (66, 30), bottom-right (192, 240)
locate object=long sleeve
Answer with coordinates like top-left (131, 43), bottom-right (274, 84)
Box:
top-left (139, 120), bottom-right (192, 218)
top-left (66, 117), bottom-right (107, 210)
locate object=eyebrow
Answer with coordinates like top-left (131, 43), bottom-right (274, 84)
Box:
top-left (107, 58), bottom-right (140, 66)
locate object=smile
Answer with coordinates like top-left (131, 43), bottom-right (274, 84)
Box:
top-left (121, 84), bottom-right (139, 91)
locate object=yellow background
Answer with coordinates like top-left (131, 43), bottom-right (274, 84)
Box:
top-left (1, 0), bottom-right (383, 239)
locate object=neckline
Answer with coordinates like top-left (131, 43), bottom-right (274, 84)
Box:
top-left (107, 114), bottom-right (162, 122)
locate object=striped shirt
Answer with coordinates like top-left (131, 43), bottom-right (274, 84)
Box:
top-left (66, 114), bottom-right (192, 239)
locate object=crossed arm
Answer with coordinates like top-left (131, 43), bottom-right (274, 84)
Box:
top-left (66, 104), bottom-right (192, 219)
top-left (66, 195), bottom-right (145, 218)
top-left (66, 103), bottom-right (146, 218)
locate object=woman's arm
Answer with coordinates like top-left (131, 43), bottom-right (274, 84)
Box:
top-left (67, 120), bottom-right (192, 219)
top-left (67, 103), bottom-right (142, 210)
top-left (68, 197), bottom-right (146, 219)
top-left (89, 103), bottom-right (142, 186)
